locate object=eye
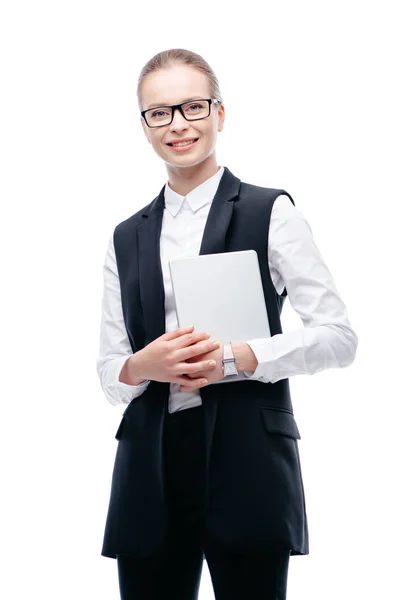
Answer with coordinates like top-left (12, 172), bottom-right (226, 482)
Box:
top-left (186, 103), bottom-right (202, 111)
top-left (152, 110), bottom-right (167, 118)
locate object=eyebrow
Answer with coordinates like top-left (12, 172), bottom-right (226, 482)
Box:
top-left (146, 96), bottom-right (205, 109)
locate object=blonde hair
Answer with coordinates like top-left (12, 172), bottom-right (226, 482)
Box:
top-left (137, 48), bottom-right (223, 111)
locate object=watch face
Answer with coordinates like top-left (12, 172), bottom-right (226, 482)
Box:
top-left (224, 362), bottom-right (238, 376)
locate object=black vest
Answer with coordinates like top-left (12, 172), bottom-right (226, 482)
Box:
top-left (101, 166), bottom-right (309, 558)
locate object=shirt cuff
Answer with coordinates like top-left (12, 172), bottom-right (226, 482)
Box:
top-left (107, 356), bottom-right (151, 404)
top-left (242, 339), bottom-right (275, 382)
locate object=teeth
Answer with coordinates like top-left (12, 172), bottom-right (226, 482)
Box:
top-left (171, 139), bottom-right (196, 147)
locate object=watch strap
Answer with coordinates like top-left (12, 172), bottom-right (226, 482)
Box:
top-left (222, 342), bottom-right (239, 377)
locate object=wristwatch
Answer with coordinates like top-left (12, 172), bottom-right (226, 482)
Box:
top-left (222, 342), bottom-right (239, 377)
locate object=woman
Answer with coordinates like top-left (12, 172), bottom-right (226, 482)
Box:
top-left (96, 48), bottom-right (358, 600)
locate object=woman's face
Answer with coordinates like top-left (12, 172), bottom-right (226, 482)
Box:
top-left (140, 64), bottom-right (224, 169)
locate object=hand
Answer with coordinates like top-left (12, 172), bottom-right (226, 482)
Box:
top-left (182, 341), bottom-right (224, 391)
top-left (131, 325), bottom-right (222, 391)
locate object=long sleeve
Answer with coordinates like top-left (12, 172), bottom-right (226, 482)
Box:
top-left (242, 194), bottom-right (358, 383)
top-left (96, 233), bottom-right (151, 406)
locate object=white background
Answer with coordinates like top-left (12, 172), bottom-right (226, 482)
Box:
top-left (1, 1), bottom-right (399, 598)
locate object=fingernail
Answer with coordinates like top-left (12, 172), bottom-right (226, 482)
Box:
top-left (212, 342), bottom-right (220, 348)
top-left (209, 360), bottom-right (216, 367)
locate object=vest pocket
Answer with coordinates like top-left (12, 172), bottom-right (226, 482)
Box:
top-left (260, 407), bottom-right (301, 440)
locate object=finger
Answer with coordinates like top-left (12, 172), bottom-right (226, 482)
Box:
top-left (173, 331), bottom-right (211, 350)
top-left (161, 325), bottom-right (194, 341)
top-left (173, 375), bottom-right (208, 389)
top-left (179, 382), bottom-right (207, 392)
top-left (178, 339), bottom-right (220, 361)
top-left (177, 359), bottom-right (217, 377)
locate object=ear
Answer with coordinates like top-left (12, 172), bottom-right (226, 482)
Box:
top-left (217, 103), bottom-right (225, 132)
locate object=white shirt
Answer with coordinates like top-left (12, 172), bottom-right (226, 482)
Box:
top-left (96, 166), bottom-right (358, 412)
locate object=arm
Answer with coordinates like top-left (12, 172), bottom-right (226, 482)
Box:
top-left (96, 233), bottom-right (150, 406)
top-left (230, 343), bottom-right (259, 373)
top-left (236, 194), bottom-right (358, 383)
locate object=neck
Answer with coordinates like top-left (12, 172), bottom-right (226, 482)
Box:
top-left (166, 155), bottom-right (220, 196)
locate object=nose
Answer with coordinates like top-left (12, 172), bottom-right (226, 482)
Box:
top-left (170, 107), bottom-right (189, 130)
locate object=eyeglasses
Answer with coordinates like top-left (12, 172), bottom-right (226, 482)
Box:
top-left (141, 98), bottom-right (222, 128)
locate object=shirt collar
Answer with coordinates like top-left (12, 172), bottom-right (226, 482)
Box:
top-left (164, 166), bottom-right (225, 217)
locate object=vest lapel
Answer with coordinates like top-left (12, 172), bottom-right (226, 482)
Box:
top-left (137, 166), bottom-right (241, 345)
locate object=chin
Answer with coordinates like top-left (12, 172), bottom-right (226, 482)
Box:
top-left (164, 154), bottom-right (206, 168)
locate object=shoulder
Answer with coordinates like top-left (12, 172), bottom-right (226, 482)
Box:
top-left (269, 193), bottom-right (314, 249)
top-left (271, 193), bottom-right (312, 228)
top-left (239, 180), bottom-right (295, 210)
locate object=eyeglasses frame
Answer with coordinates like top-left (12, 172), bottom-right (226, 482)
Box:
top-left (141, 98), bottom-right (222, 128)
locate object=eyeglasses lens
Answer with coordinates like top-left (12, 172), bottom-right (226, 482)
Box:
top-left (146, 100), bottom-right (209, 127)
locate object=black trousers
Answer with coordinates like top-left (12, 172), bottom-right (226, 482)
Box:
top-left (117, 403), bottom-right (290, 600)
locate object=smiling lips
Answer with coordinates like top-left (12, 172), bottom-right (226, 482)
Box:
top-left (167, 137), bottom-right (199, 150)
